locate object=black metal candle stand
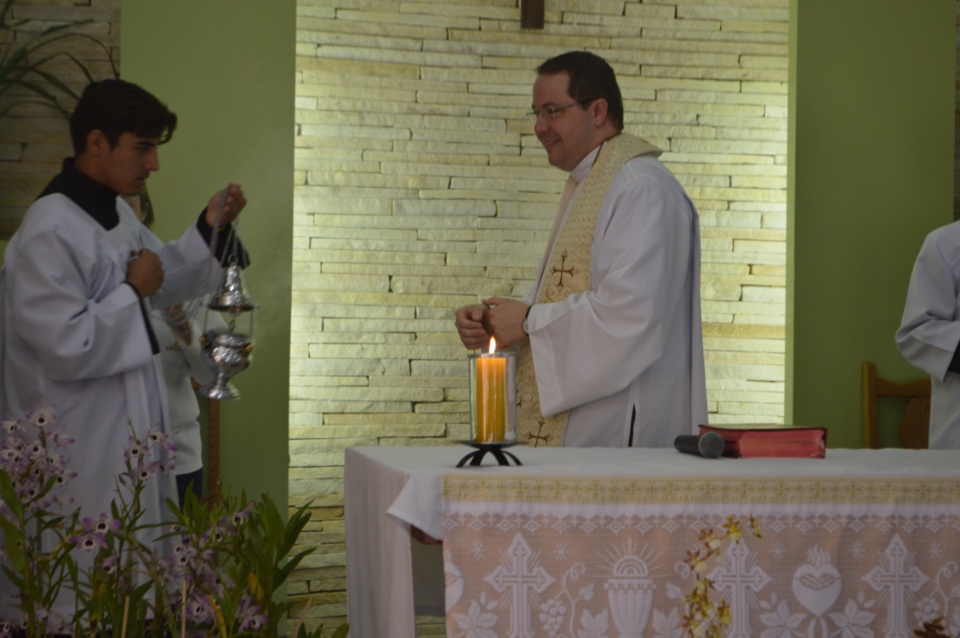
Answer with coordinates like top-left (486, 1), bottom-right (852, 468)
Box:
top-left (456, 441), bottom-right (523, 467)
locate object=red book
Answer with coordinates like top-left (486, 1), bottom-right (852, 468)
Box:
top-left (698, 424), bottom-right (828, 459)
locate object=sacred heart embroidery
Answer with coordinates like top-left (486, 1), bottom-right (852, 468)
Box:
top-left (792, 546), bottom-right (841, 616)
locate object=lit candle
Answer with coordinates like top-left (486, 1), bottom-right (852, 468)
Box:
top-left (474, 337), bottom-right (506, 443)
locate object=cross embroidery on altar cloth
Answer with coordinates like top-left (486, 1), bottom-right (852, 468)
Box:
top-left (485, 534), bottom-right (556, 638)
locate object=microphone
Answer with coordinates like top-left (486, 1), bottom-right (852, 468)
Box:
top-left (674, 432), bottom-right (726, 459)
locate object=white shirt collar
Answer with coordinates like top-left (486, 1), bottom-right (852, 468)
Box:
top-left (570, 143), bottom-right (604, 184)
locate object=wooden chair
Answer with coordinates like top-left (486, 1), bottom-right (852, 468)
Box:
top-left (861, 361), bottom-right (931, 449)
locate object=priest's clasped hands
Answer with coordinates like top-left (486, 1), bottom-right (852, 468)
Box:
top-left (455, 297), bottom-right (530, 350)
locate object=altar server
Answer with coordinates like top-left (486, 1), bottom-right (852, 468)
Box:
top-left (895, 220), bottom-right (960, 449)
top-left (455, 51), bottom-right (707, 448)
top-left (0, 78), bottom-right (247, 626)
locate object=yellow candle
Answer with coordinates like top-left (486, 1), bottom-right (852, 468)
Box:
top-left (475, 340), bottom-right (506, 443)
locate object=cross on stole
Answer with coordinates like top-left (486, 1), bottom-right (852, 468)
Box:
top-left (863, 535), bottom-right (929, 638)
top-left (551, 251), bottom-right (575, 288)
top-left (485, 534), bottom-right (556, 638)
top-left (521, 0), bottom-right (544, 29)
top-left (518, 387), bottom-right (553, 447)
top-left (527, 418), bottom-right (552, 447)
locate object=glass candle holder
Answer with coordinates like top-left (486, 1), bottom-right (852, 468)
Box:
top-left (468, 351), bottom-right (517, 444)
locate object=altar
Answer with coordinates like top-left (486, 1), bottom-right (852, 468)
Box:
top-left (344, 445), bottom-right (960, 638)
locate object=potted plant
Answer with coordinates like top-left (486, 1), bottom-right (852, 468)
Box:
top-left (0, 0), bottom-right (116, 120)
top-left (0, 408), bottom-right (348, 637)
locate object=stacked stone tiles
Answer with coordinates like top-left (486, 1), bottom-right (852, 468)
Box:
top-left (0, 0), bottom-right (120, 239)
top-left (291, 0), bottom-right (788, 630)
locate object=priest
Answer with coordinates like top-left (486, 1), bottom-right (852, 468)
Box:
top-left (455, 51), bottom-right (707, 448)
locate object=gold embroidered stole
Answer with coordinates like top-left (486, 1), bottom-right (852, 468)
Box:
top-left (516, 134), bottom-right (662, 446)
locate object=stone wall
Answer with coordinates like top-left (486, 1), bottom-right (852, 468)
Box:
top-left (0, 0), bottom-right (120, 238)
top-left (291, 0), bottom-right (788, 630)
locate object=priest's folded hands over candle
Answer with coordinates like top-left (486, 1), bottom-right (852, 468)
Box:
top-left (454, 297), bottom-right (530, 350)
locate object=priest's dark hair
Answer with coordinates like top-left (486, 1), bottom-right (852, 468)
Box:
top-left (537, 51), bottom-right (624, 133)
top-left (70, 79), bottom-right (178, 154)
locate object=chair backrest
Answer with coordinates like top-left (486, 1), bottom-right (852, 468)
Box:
top-left (861, 361), bottom-right (931, 449)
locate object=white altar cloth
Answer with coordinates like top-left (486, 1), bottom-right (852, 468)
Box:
top-left (344, 445), bottom-right (960, 638)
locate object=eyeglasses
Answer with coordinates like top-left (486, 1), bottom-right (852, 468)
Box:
top-left (526, 100), bottom-right (593, 124)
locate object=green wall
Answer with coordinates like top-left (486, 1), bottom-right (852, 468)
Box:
top-left (121, 0), bottom-right (295, 501)
top-left (788, 0), bottom-right (955, 447)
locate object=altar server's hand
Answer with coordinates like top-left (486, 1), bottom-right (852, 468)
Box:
top-left (161, 304), bottom-right (192, 344)
top-left (205, 183), bottom-right (247, 228)
top-left (481, 297), bottom-right (529, 349)
top-left (455, 304), bottom-right (490, 350)
top-left (126, 249), bottom-right (164, 298)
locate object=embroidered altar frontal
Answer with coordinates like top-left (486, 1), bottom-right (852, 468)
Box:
top-left (440, 473), bottom-right (960, 638)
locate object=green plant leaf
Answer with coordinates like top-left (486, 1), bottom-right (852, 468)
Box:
top-left (277, 504), bottom-right (312, 559)
top-left (275, 548), bottom-right (314, 587)
top-left (0, 2), bottom-right (115, 119)
top-left (0, 471), bottom-right (23, 518)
